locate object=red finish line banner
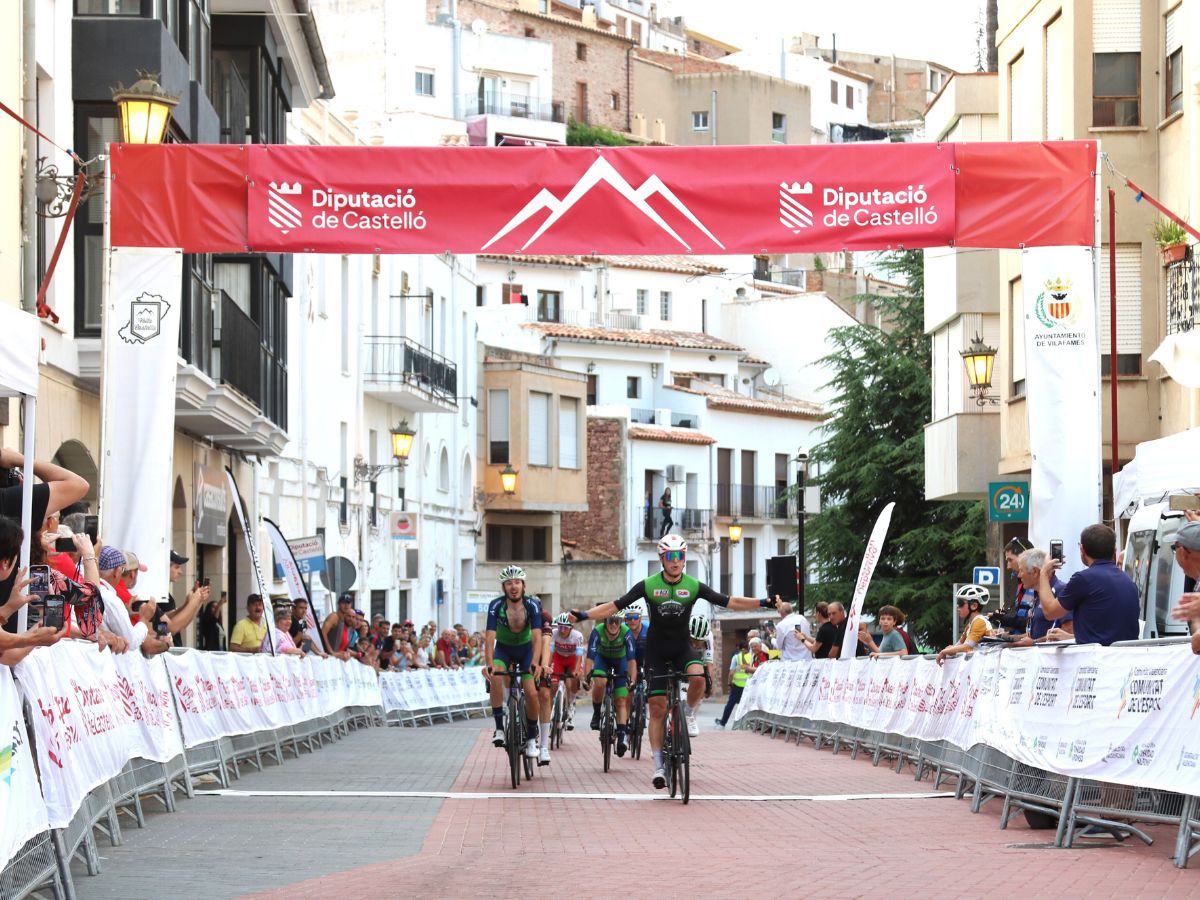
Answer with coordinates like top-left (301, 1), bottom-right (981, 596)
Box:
top-left (108, 141), bottom-right (1097, 254)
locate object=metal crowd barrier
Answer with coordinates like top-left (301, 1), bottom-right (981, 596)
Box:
top-left (739, 706), bottom-right (1200, 869)
top-left (1, 704), bottom-right (385, 900)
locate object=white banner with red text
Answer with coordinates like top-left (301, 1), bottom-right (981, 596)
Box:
top-left (735, 643), bottom-right (1200, 795)
top-left (0, 665), bottom-right (49, 871)
top-left (15, 641), bottom-right (183, 829)
top-left (379, 667), bottom-right (487, 714)
top-left (164, 651), bottom-right (381, 748)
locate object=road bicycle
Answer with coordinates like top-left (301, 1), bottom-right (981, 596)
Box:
top-left (598, 675), bottom-right (617, 772)
top-left (497, 663), bottom-right (536, 789)
top-left (656, 663), bottom-right (705, 805)
top-left (628, 678), bottom-right (647, 760)
top-left (549, 674), bottom-right (571, 750)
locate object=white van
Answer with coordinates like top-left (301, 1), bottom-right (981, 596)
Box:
top-left (1121, 501), bottom-right (1191, 639)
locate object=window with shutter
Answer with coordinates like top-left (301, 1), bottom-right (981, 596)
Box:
top-left (559, 398), bottom-right (579, 469)
top-left (529, 391), bottom-right (550, 465)
top-left (488, 389), bottom-right (509, 464)
top-left (1098, 245), bottom-right (1143, 375)
top-left (1010, 277), bottom-right (1026, 397)
top-left (1092, 0), bottom-right (1141, 126)
top-left (1165, 7), bottom-right (1183, 116)
top-left (1044, 12), bottom-right (1064, 139)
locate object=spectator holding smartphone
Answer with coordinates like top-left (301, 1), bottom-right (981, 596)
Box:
top-left (774, 600), bottom-right (812, 661)
top-left (0, 517), bottom-right (66, 660)
top-left (1038, 525), bottom-right (1139, 646)
top-left (198, 593), bottom-right (228, 651)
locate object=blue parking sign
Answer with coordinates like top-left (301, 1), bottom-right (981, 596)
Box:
top-left (973, 566), bottom-right (1002, 586)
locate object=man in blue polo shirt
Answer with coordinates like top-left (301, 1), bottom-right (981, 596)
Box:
top-left (1037, 524), bottom-right (1139, 645)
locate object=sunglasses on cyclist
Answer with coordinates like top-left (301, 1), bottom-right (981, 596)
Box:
top-left (661, 550), bottom-right (685, 562)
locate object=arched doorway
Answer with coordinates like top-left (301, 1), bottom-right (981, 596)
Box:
top-left (51, 439), bottom-right (99, 508)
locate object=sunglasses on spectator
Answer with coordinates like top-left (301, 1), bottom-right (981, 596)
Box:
top-left (661, 550), bottom-right (685, 562)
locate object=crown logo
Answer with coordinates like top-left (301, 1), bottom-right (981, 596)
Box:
top-left (779, 181), bottom-right (813, 195)
top-left (269, 181), bottom-right (302, 195)
top-left (1045, 277), bottom-right (1072, 294)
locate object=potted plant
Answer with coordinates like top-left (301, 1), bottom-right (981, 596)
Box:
top-left (1153, 218), bottom-right (1189, 265)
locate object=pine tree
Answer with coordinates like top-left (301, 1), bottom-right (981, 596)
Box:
top-left (805, 251), bottom-right (986, 649)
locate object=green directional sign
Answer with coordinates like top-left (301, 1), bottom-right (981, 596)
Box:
top-left (988, 481), bottom-right (1029, 522)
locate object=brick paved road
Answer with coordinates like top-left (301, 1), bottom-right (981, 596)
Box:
top-left (75, 702), bottom-right (1200, 899)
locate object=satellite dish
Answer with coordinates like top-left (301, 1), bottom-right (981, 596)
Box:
top-left (470, 18), bottom-right (488, 35)
top-left (762, 367), bottom-right (782, 387)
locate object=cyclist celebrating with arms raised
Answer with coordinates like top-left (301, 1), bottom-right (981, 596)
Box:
top-left (584, 614), bottom-right (637, 757)
top-left (571, 534), bottom-right (775, 789)
top-left (486, 565), bottom-right (549, 762)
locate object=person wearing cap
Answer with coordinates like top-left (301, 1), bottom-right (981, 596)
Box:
top-left (230, 594), bottom-right (269, 653)
top-left (321, 593), bottom-right (356, 660)
top-left (1039, 524), bottom-right (1139, 646)
top-left (1169, 521), bottom-right (1200, 654)
top-left (96, 544), bottom-right (164, 654)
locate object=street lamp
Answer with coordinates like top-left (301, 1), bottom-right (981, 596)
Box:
top-left (500, 463), bottom-right (519, 495)
top-left (354, 419), bottom-right (416, 482)
top-left (113, 72), bottom-right (179, 145)
top-left (728, 517), bottom-right (743, 545)
top-left (960, 334), bottom-right (999, 406)
top-left (796, 447), bottom-right (809, 607)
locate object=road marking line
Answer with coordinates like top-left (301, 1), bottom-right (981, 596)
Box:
top-left (198, 789), bottom-right (956, 802)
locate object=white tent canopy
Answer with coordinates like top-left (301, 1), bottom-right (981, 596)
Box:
top-left (1113, 426), bottom-right (1200, 516)
top-left (0, 305), bottom-right (40, 399)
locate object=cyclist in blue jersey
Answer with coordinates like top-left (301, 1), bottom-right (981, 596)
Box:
top-left (584, 614), bottom-right (637, 756)
top-left (624, 602), bottom-right (650, 674)
top-left (485, 565), bottom-right (550, 762)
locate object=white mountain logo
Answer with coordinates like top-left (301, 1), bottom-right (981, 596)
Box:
top-left (482, 155), bottom-right (726, 252)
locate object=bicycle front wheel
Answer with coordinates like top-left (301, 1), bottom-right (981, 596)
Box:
top-left (507, 698), bottom-right (521, 789)
top-left (679, 718), bottom-right (691, 804)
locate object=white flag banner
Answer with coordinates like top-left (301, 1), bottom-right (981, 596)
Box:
top-left (15, 641), bottom-right (184, 828)
top-left (839, 502), bottom-right (896, 660)
top-left (100, 247), bottom-right (183, 601)
top-left (0, 667), bottom-right (48, 871)
top-left (1021, 247), bottom-right (1102, 576)
top-left (734, 643), bottom-right (1200, 796)
top-left (264, 517), bottom-right (325, 653)
top-left (224, 468), bottom-right (271, 609)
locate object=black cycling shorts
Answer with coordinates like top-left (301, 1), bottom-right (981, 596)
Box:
top-left (644, 640), bottom-right (705, 696)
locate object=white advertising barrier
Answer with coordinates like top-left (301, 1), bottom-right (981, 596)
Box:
top-left (164, 651), bottom-right (381, 749)
top-left (1, 666), bottom-right (49, 871)
top-left (379, 667), bottom-right (487, 713)
top-left (735, 644), bottom-right (1200, 796)
top-left (15, 641), bottom-right (184, 829)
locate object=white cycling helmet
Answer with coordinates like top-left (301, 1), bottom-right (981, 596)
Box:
top-left (955, 583), bottom-right (990, 608)
top-left (657, 533), bottom-right (688, 555)
top-left (553, 612), bottom-right (572, 627)
top-left (688, 615), bottom-right (711, 640)
top-left (499, 565), bottom-right (526, 583)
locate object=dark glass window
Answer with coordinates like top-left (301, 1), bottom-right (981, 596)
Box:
top-left (1093, 52), bottom-right (1140, 126)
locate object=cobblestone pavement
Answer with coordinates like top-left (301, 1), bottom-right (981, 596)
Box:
top-left (75, 703), bottom-right (1199, 899)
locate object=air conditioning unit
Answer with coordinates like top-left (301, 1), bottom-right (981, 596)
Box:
top-left (666, 464), bottom-right (684, 484)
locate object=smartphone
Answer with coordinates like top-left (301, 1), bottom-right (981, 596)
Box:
top-left (1050, 539), bottom-right (1064, 561)
top-left (794, 623), bottom-right (804, 631)
top-left (42, 597), bottom-right (65, 630)
top-left (301, 639), bottom-right (313, 653)
top-left (54, 535), bottom-right (76, 553)
top-left (28, 564), bottom-right (51, 598)
top-left (155, 621), bottom-right (170, 638)
top-left (201, 577), bottom-right (211, 588)
top-left (83, 515), bottom-right (99, 545)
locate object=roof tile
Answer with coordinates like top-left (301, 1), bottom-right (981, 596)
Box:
top-left (524, 322), bottom-right (744, 351)
top-left (628, 426), bottom-right (717, 445)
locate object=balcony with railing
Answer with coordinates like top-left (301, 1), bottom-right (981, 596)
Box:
top-left (363, 335), bottom-right (458, 413)
top-left (1166, 250), bottom-right (1197, 335)
top-left (558, 308), bottom-right (645, 330)
top-left (173, 290), bottom-right (289, 455)
top-left (715, 483), bottom-right (793, 520)
top-left (461, 92), bottom-right (566, 124)
top-left (641, 508), bottom-right (713, 542)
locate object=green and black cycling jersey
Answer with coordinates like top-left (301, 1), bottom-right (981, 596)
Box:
top-left (614, 572), bottom-right (729, 647)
